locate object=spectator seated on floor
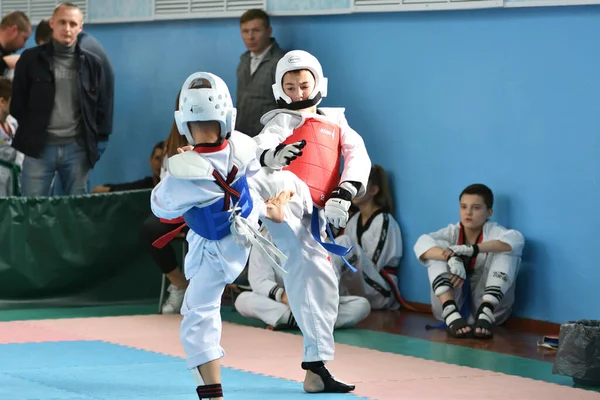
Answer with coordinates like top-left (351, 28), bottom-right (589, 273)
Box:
top-left (91, 141), bottom-right (163, 193)
top-left (332, 165), bottom-right (404, 311)
top-left (234, 226), bottom-right (371, 330)
top-left (0, 77), bottom-right (22, 196)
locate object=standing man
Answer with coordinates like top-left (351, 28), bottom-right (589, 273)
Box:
top-left (10, 2), bottom-right (108, 196)
top-left (0, 11), bottom-right (32, 78)
top-left (236, 9), bottom-right (285, 137)
top-left (35, 18), bottom-right (114, 159)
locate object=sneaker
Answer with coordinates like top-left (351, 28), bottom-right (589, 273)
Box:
top-left (162, 284), bottom-right (186, 314)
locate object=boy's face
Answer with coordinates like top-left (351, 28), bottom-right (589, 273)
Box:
top-left (459, 194), bottom-right (492, 229)
top-left (282, 70), bottom-right (315, 103)
top-left (0, 97), bottom-right (10, 119)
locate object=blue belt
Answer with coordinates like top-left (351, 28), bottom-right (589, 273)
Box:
top-left (310, 206), bottom-right (357, 272)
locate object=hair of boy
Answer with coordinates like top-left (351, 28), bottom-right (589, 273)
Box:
top-left (459, 183), bottom-right (494, 209)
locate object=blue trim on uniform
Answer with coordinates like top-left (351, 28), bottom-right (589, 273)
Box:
top-left (184, 175), bottom-right (253, 241)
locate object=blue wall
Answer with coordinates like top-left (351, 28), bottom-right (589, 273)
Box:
top-left (78, 6), bottom-right (600, 323)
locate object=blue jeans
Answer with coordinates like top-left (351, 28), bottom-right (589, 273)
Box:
top-left (21, 142), bottom-right (91, 196)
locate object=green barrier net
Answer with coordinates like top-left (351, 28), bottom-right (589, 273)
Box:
top-left (0, 190), bottom-right (166, 309)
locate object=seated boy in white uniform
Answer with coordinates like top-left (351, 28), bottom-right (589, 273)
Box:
top-left (0, 77), bottom-right (22, 196)
top-left (413, 184), bottom-right (524, 339)
top-left (235, 226), bottom-right (371, 330)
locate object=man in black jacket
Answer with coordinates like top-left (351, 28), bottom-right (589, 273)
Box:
top-left (10, 3), bottom-right (108, 196)
top-left (78, 31), bottom-right (114, 159)
top-left (0, 11), bottom-right (32, 78)
top-left (36, 19), bottom-right (115, 160)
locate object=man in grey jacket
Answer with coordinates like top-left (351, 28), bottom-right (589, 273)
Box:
top-left (236, 9), bottom-right (285, 137)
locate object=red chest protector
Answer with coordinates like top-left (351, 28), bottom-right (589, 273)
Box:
top-left (282, 117), bottom-right (341, 208)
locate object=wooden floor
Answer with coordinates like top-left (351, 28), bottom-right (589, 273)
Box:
top-left (223, 287), bottom-right (560, 363)
top-left (356, 308), bottom-right (559, 362)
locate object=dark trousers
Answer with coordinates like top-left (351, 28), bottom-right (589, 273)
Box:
top-left (139, 214), bottom-right (187, 274)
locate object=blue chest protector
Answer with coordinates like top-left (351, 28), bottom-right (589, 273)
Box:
top-left (183, 168), bottom-right (253, 241)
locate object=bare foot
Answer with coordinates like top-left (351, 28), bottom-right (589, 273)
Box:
top-left (265, 190), bottom-right (295, 223)
top-left (475, 327), bottom-right (491, 336)
top-left (303, 369), bottom-right (325, 393)
top-left (457, 326), bottom-right (472, 335)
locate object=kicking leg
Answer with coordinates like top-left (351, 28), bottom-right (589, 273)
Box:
top-left (264, 190), bottom-right (295, 223)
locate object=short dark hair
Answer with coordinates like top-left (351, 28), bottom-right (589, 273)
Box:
top-left (239, 9), bottom-right (270, 28)
top-left (53, 2), bottom-right (82, 18)
top-left (0, 11), bottom-right (31, 32)
top-left (459, 184), bottom-right (494, 209)
top-left (0, 77), bottom-right (12, 101)
top-left (152, 141), bottom-right (165, 157)
top-left (35, 19), bottom-right (52, 45)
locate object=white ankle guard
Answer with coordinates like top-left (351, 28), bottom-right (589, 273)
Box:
top-left (478, 300), bottom-right (497, 324)
top-left (432, 274), bottom-right (452, 296)
top-left (441, 300), bottom-right (461, 326)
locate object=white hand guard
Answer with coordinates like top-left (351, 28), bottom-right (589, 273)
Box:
top-left (447, 256), bottom-right (466, 280)
top-left (449, 244), bottom-right (479, 258)
top-left (324, 198), bottom-right (350, 229)
top-left (324, 182), bottom-right (357, 229)
top-left (260, 140), bottom-right (306, 170)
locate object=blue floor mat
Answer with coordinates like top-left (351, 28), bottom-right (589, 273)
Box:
top-left (0, 341), bottom-right (366, 399)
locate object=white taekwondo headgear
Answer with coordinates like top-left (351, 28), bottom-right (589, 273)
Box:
top-left (272, 50), bottom-right (328, 110)
top-left (174, 72), bottom-right (236, 144)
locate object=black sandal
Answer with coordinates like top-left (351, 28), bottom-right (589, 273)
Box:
top-left (472, 302), bottom-right (495, 339)
top-left (442, 300), bottom-right (471, 338)
top-left (447, 316), bottom-right (471, 338)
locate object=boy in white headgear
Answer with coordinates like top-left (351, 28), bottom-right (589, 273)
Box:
top-left (151, 71), bottom-right (292, 400)
top-left (249, 50), bottom-right (371, 393)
